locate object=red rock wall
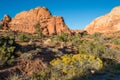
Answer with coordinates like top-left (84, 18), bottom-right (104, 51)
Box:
top-left (9, 7), bottom-right (71, 35)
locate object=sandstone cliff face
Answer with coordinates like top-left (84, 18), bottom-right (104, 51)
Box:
top-left (9, 7), bottom-right (71, 35)
top-left (84, 6), bottom-right (120, 34)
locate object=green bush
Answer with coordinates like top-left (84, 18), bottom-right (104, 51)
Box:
top-left (34, 22), bottom-right (43, 38)
top-left (78, 40), bottom-right (108, 57)
top-left (68, 33), bottom-right (82, 45)
top-left (111, 38), bottom-right (120, 45)
top-left (18, 33), bottom-right (29, 41)
top-left (89, 32), bottom-right (102, 39)
top-left (80, 31), bottom-right (88, 37)
top-left (0, 37), bottom-right (16, 66)
top-left (54, 31), bottom-right (69, 42)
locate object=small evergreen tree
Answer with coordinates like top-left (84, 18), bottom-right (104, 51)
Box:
top-left (34, 22), bottom-right (43, 38)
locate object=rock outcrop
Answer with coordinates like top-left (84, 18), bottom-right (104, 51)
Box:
top-left (84, 6), bottom-right (120, 34)
top-left (71, 30), bottom-right (85, 34)
top-left (9, 7), bottom-right (71, 35)
top-left (0, 14), bottom-right (11, 30)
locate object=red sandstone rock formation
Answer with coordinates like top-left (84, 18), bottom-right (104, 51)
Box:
top-left (9, 7), bottom-right (71, 35)
top-left (1, 14), bottom-right (11, 30)
top-left (84, 6), bottom-right (120, 34)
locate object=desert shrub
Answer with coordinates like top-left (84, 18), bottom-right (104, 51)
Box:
top-left (102, 48), bottom-right (120, 61)
top-left (111, 38), bottom-right (120, 45)
top-left (7, 73), bottom-right (22, 80)
top-left (34, 22), bottom-right (43, 38)
top-left (78, 40), bottom-right (108, 57)
top-left (80, 31), bottom-right (88, 37)
top-left (22, 33), bottom-right (33, 41)
top-left (18, 33), bottom-right (29, 41)
top-left (54, 31), bottom-right (69, 42)
top-left (68, 33), bottom-right (82, 46)
top-left (88, 32), bottom-right (105, 42)
top-left (0, 37), bottom-right (16, 67)
top-left (54, 32), bottom-right (82, 45)
top-left (30, 71), bottom-right (50, 80)
top-left (50, 54), bottom-right (103, 80)
top-left (78, 32), bottom-right (120, 60)
top-left (89, 32), bottom-right (102, 39)
top-left (0, 24), bottom-right (3, 29)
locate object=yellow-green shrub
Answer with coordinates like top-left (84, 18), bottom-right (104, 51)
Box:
top-left (50, 54), bottom-right (103, 79)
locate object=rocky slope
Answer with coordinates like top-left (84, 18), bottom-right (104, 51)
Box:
top-left (84, 6), bottom-right (120, 34)
top-left (8, 7), bottom-right (71, 35)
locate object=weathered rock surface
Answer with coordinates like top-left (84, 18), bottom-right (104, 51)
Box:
top-left (84, 6), bottom-right (120, 34)
top-left (1, 14), bottom-right (11, 30)
top-left (8, 7), bottom-right (71, 35)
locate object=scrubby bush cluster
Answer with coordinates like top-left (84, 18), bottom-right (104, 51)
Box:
top-left (50, 54), bottom-right (103, 80)
top-left (18, 33), bottom-right (30, 41)
top-left (78, 40), bottom-right (108, 57)
top-left (111, 38), bottom-right (120, 45)
top-left (0, 36), bottom-right (16, 66)
top-left (54, 32), bottom-right (69, 42)
top-left (1, 30), bottom-right (120, 80)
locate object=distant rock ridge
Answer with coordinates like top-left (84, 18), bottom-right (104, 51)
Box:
top-left (84, 6), bottom-right (120, 34)
top-left (2, 7), bottom-right (71, 35)
top-left (71, 30), bottom-right (86, 34)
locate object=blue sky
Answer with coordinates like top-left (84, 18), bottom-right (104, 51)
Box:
top-left (0, 0), bottom-right (120, 29)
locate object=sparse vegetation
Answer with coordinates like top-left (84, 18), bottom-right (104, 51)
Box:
top-left (34, 22), bottom-right (43, 38)
top-left (54, 31), bottom-right (69, 42)
top-left (18, 33), bottom-right (29, 41)
top-left (0, 30), bottom-right (120, 80)
top-left (112, 38), bottom-right (120, 45)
